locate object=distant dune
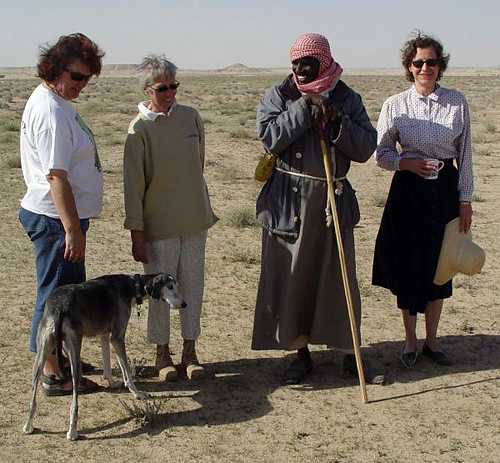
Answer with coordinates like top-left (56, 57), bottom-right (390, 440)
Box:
top-left (214, 63), bottom-right (272, 74)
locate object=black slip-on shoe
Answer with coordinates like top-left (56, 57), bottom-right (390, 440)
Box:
top-left (400, 347), bottom-right (418, 369)
top-left (422, 344), bottom-right (452, 366)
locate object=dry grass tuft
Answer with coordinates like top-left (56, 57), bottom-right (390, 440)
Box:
top-left (230, 248), bottom-right (260, 265)
top-left (119, 398), bottom-right (166, 427)
top-left (458, 320), bottom-right (475, 334)
top-left (225, 207), bottom-right (257, 227)
top-left (229, 128), bottom-right (254, 139)
top-left (373, 194), bottom-right (387, 208)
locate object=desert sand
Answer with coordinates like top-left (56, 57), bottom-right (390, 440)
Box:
top-left (0, 71), bottom-right (498, 462)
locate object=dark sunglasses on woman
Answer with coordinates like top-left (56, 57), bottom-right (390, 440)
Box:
top-left (65, 68), bottom-right (92, 82)
top-left (411, 59), bottom-right (439, 68)
top-left (151, 82), bottom-right (180, 92)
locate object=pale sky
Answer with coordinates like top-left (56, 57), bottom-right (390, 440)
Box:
top-left (2, 0), bottom-right (499, 69)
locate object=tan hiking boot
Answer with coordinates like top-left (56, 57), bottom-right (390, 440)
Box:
top-left (155, 344), bottom-right (178, 382)
top-left (181, 339), bottom-right (206, 380)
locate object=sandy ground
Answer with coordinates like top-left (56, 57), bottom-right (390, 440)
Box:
top-left (0, 74), bottom-right (498, 463)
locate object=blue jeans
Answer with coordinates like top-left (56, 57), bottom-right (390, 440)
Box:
top-left (19, 207), bottom-right (89, 352)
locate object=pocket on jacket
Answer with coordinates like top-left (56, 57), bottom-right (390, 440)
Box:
top-left (335, 183), bottom-right (360, 229)
top-left (256, 174), bottom-right (300, 241)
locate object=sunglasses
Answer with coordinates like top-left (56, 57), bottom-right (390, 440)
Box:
top-left (150, 82), bottom-right (180, 92)
top-left (65, 68), bottom-right (92, 82)
top-left (411, 59), bottom-right (439, 69)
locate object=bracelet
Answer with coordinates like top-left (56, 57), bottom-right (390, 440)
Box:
top-left (459, 201), bottom-right (471, 206)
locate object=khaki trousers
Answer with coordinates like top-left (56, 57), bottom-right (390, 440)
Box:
top-left (144, 230), bottom-right (207, 344)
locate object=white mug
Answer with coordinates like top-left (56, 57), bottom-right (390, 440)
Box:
top-left (424, 158), bottom-right (445, 180)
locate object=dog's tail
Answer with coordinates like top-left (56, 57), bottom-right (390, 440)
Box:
top-left (53, 307), bottom-right (66, 378)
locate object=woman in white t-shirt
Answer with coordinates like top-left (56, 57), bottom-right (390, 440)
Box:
top-left (19, 33), bottom-right (104, 396)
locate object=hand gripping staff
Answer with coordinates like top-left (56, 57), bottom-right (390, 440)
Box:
top-left (316, 121), bottom-right (368, 403)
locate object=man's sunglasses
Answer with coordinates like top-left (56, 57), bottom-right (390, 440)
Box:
top-left (65, 68), bottom-right (92, 82)
top-left (150, 82), bottom-right (180, 92)
top-left (411, 59), bottom-right (439, 69)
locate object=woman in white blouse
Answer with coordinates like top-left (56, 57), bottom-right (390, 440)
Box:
top-left (372, 32), bottom-right (474, 368)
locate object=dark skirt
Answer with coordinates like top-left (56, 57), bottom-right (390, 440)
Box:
top-left (372, 159), bottom-right (459, 315)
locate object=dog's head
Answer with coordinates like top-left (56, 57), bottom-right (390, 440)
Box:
top-left (145, 274), bottom-right (187, 309)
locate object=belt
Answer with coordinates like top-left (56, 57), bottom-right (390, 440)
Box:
top-left (275, 167), bottom-right (346, 195)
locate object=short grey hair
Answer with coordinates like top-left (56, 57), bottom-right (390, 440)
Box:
top-left (137, 54), bottom-right (177, 89)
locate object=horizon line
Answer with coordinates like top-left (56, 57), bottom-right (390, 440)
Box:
top-left (1, 63), bottom-right (500, 71)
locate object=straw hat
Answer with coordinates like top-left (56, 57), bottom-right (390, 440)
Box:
top-left (433, 217), bottom-right (486, 285)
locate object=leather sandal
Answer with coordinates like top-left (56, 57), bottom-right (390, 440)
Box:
top-left (41, 374), bottom-right (101, 397)
top-left (62, 359), bottom-right (97, 376)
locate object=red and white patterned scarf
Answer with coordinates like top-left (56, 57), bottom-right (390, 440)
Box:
top-left (290, 33), bottom-right (343, 95)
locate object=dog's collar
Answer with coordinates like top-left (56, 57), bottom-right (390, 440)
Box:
top-left (133, 274), bottom-right (145, 308)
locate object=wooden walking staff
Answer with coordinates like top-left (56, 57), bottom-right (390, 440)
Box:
top-left (316, 122), bottom-right (368, 404)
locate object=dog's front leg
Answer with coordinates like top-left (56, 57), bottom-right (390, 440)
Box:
top-left (110, 337), bottom-right (150, 400)
top-left (101, 334), bottom-right (123, 389)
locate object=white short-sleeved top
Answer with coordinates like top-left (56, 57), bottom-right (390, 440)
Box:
top-left (20, 84), bottom-right (103, 218)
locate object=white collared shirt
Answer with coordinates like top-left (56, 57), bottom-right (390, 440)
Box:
top-left (375, 85), bottom-right (473, 201)
top-left (138, 101), bottom-right (177, 121)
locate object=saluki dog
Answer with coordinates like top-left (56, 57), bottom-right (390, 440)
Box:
top-left (23, 273), bottom-right (186, 440)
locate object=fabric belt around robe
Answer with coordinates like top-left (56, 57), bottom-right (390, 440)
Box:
top-left (275, 166), bottom-right (346, 195)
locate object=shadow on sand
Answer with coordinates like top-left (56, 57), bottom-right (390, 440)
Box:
top-left (77, 333), bottom-right (499, 440)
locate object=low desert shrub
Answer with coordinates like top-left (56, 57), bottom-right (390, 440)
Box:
top-left (225, 207), bottom-right (257, 228)
top-left (230, 248), bottom-right (260, 265)
top-left (119, 399), bottom-right (165, 427)
top-left (2, 121), bottom-right (19, 132)
top-left (373, 195), bottom-right (386, 208)
top-left (229, 128), bottom-right (253, 139)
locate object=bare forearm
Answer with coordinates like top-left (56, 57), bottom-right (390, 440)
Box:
top-left (47, 169), bottom-right (85, 262)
